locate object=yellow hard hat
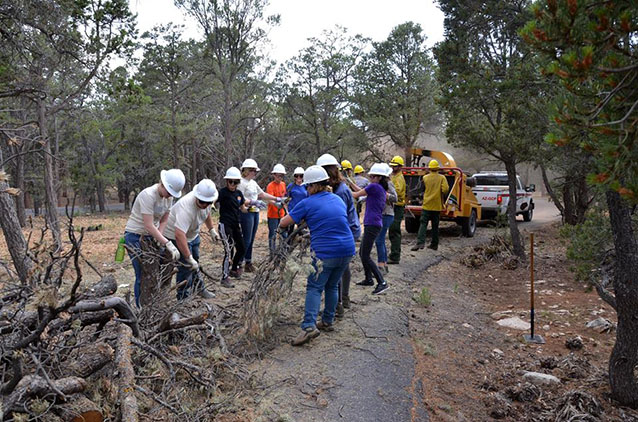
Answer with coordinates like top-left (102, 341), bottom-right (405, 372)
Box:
top-left (428, 159), bottom-right (440, 169)
top-left (389, 155), bottom-right (405, 167)
top-left (354, 165), bottom-right (364, 174)
top-left (341, 160), bottom-right (353, 170)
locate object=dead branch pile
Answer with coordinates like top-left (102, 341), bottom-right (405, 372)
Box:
top-left (550, 390), bottom-right (603, 422)
top-left (0, 220), bottom-right (247, 421)
top-left (241, 224), bottom-right (311, 342)
top-left (461, 233), bottom-right (519, 269)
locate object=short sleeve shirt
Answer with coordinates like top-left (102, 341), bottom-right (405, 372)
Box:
top-left (363, 183), bottom-right (386, 227)
top-left (217, 187), bottom-right (245, 227)
top-left (239, 178), bottom-right (264, 212)
top-left (164, 192), bottom-right (211, 242)
top-left (266, 181), bottom-right (286, 218)
top-left (288, 192), bottom-right (356, 260)
top-left (124, 184), bottom-right (173, 235)
top-left (333, 182), bottom-right (361, 239)
top-left (286, 183), bottom-right (308, 212)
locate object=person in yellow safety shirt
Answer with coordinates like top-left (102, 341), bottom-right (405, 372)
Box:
top-left (412, 159), bottom-right (449, 251)
top-left (388, 156), bottom-right (406, 264)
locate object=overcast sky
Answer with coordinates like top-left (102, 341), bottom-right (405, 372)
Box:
top-left (129, 0), bottom-right (445, 64)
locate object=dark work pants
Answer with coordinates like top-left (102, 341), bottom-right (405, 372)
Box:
top-left (219, 222), bottom-right (245, 279)
top-left (417, 210), bottom-right (440, 247)
top-left (388, 205), bottom-right (404, 262)
top-left (360, 225), bottom-right (385, 286)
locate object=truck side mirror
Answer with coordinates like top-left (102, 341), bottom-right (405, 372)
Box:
top-left (526, 184), bottom-right (536, 192)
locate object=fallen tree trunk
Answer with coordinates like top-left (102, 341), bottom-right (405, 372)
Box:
top-left (56, 394), bottom-right (104, 422)
top-left (2, 375), bottom-right (87, 419)
top-left (158, 311), bottom-right (209, 333)
top-left (82, 275), bottom-right (118, 298)
top-left (66, 342), bottom-right (114, 378)
top-left (69, 297), bottom-right (140, 337)
top-left (115, 324), bottom-right (138, 422)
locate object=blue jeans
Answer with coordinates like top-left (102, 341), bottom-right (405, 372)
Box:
top-left (240, 212), bottom-right (260, 263)
top-left (124, 231), bottom-right (153, 308)
top-left (267, 217), bottom-right (280, 256)
top-left (170, 235), bottom-right (201, 300)
top-left (302, 256), bottom-right (352, 330)
top-left (375, 214), bottom-right (394, 264)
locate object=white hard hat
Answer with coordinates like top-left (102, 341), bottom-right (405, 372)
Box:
top-left (368, 163), bottom-right (388, 176)
top-left (316, 153), bottom-right (340, 167)
top-left (160, 169), bottom-right (186, 198)
top-left (241, 158), bottom-right (260, 171)
top-left (272, 163), bottom-right (286, 174)
top-left (382, 163), bottom-right (393, 177)
top-left (303, 165), bottom-right (329, 185)
top-left (193, 179), bottom-right (218, 203)
top-left (223, 166), bottom-right (241, 179)
top-left (293, 167), bottom-right (305, 175)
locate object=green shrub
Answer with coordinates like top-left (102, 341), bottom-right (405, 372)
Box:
top-left (415, 287), bottom-right (432, 307)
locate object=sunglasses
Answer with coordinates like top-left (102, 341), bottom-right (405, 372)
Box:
top-left (294, 174), bottom-right (303, 178)
top-left (197, 199), bottom-right (213, 206)
top-left (228, 180), bottom-right (240, 185)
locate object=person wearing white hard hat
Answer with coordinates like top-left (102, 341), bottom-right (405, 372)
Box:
top-left (350, 163), bottom-right (390, 295)
top-left (279, 165), bottom-right (355, 346)
top-left (216, 167), bottom-right (251, 288)
top-left (317, 153), bottom-right (360, 316)
top-left (286, 167), bottom-right (308, 213)
top-left (374, 164), bottom-right (397, 275)
top-left (238, 158), bottom-right (284, 272)
top-left (266, 163), bottom-right (288, 257)
top-left (124, 169), bottom-right (185, 308)
top-left (164, 179), bottom-right (219, 300)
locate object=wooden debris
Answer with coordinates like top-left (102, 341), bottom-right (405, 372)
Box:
top-left (66, 342), bottom-right (114, 378)
top-left (56, 394), bottom-right (104, 422)
top-left (115, 324), bottom-right (138, 422)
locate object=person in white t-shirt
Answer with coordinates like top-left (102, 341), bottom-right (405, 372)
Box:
top-left (124, 169), bottom-right (185, 307)
top-left (238, 158), bottom-right (284, 273)
top-left (164, 179), bottom-right (219, 300)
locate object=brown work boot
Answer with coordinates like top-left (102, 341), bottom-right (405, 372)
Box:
top-left (220, 277), bottom-right (235, 288)
top-left (335, 303), bottom-right (345, 319)
top-left (244, 262), bottom-right (255, 273)
top-left (411, 243), bottom-right (425, 251)
top-left (342, 296), bottom-right (351, 309)
top-left (316, 320), bottom-right (334, 332)
top-left (291, 327), bottom-right (320, 346)
top-left (229, 268), bottom-right (242, 278)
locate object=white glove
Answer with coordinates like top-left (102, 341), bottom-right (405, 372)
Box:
top-left (165, 241), bottom-right (180, 261)
top-left (250, 199), bottom-right (268, 210)
top-left (186, 255), bottom-right (199, 272)
top-left (209, 228), bottom-right (220, 242)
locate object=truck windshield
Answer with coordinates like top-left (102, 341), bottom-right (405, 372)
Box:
top-left (474, 175), bottom-right (509, 186)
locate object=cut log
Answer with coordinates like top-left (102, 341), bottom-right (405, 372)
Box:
top-left (66, 342), bottom-right (114, 378)
top-left (56, 394), bottom-right (104, 422)
top-left (115, 324), bottom-right (138, 422)
top-left (2, 376), bottom-right (87, 419)
top-left (83, 275), bottom-right (117, 298)
top-left (158, 311), bottom-right (209, 333)
top-left (69, 297), bottom-right (140, 337)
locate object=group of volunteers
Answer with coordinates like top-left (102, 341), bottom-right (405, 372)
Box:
top-left (122, 152), bottom-right (448, 347)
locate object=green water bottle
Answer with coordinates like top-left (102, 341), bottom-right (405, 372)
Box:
top-left (115, 237), bottom-right (126, 262)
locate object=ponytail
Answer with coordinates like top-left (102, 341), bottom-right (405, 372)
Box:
top-left (379, 176), bottom-right (389, 191)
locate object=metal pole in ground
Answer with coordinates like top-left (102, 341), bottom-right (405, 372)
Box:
top-left (524, 232), bottom-right (545, 344)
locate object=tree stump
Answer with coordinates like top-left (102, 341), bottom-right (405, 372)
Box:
top-left (56, 394), bottom-right (103, 422)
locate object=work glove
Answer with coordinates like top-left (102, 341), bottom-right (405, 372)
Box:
top-left (249, 199), bottom-right (268, 210)
top-left (276, 225), bottom-right (288, 235)
top-left (208, 228), bottom-right (220, 242)
top-left (165, 241), bottom-right (180, 261)
top-left (185, 255), bottom-right (199, 272)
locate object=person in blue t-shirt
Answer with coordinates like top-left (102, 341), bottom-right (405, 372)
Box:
top-left (351, 163), bottom-right (390, 295)
top-left (317, 153), bottom-right (361, 319)
top-left (279, 165), bottom-right (355, 347)
top-left (286, 167), bottom-right (308, 212)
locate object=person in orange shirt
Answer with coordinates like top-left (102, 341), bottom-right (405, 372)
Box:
top-left (266, 164), bottom-right (287, 257)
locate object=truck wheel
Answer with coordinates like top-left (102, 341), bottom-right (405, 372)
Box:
top-left (461, 209), bottom-right (477, 237)
top-left (523, 205), bottom-right (533, 222)
top-left (405, 216), bottom-right (420, 233)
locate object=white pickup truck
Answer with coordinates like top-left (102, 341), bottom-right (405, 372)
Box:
top-left (471, 171), bottom-right (535, 221)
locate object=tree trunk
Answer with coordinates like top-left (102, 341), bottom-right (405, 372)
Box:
top-left (405, 145), bottom-right (413, 166)
top-left (504, 159), bottom-right (525, 260)
top-left (0, 149), bottom-right (33, 283)
top-left (66, 342), bottom-right (114, 378)
top-left (171, 101), bottom-right (180, 169)
top-left (606, 190), bottom-right (638, 407)
top-left (37, 99), bottom-right (61, 248)
top-left (540, 164), bottom-right (566, 222)
top-left (562, 181), bottom-right (576, 225)
top-left (574, 175), bottom-right (590, 224)
top-left (11, 143), bottom-right (27, 227)
top-left (96, 179), bottom-right (106, 213)
top-left (115, 324), bottom-right (138, 422)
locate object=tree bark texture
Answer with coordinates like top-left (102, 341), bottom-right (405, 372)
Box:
top-left (37, 99), bottom-right (61, 248)
top-left (139, 238), bottom-right (174, 307)
top-left (2, 375), bottom-right (87, 419)
top-left (115, 324), bottom-right (138, 422)
top-left (504, 159), bottom-right (525, 259)
top-left (13, 143), bottom-right (26, 227)
top-left (66, 342), bottom-right (114, 378)
top-left (606, 190), bottom-right (638, 407)
top-left (0, 179), bottom-right (33, 283)
top-left (69, 297), bottom-right (140, 337)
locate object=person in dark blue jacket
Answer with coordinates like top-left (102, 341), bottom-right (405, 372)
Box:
top-left (279, 165), bottom-right (355, 346)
